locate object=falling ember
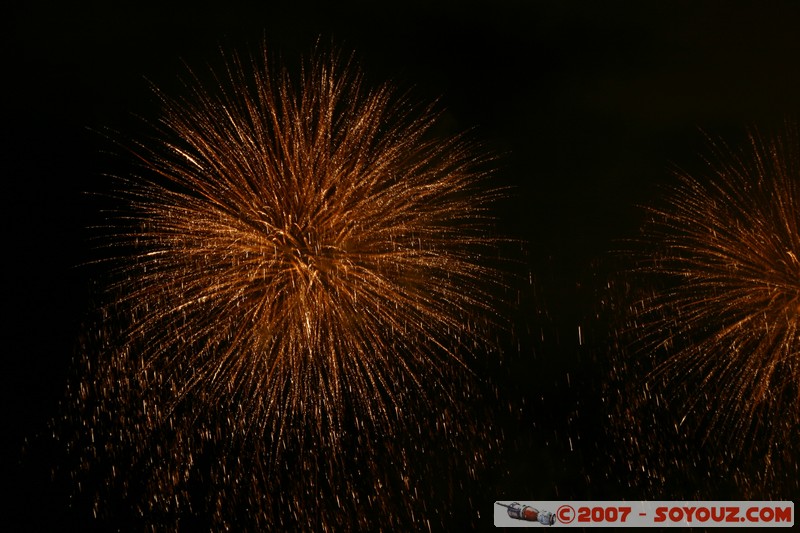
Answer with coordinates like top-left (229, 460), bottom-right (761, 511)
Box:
top-left (62, 46), bottom-right (508, 529)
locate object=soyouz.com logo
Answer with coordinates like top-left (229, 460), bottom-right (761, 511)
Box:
top-left (493, 501), bottom-right (794, 527)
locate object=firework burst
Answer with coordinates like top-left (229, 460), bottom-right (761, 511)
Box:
top-left (612, 126), bottom-right (800, 497)
top-left (111, 48), bottom-right (503, 444)
top-left (64, 46), bottom-right (507, 528)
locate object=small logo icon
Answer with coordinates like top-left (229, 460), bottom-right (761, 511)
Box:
top-left (496, 502), bottom-right (556, 525)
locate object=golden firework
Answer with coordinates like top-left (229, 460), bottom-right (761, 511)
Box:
top-left (616, 127), bottom-right (800, 497)
top-left (64, 47), bottom-right (507, 529)
top-left (104, 49), bottom-right (504, 444)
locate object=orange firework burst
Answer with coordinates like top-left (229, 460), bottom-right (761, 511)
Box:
top-left (104, 49), bottom-right (504, 444)
top-left (623, 127), bottom-right (800, 481)
top-left (63, 46), bottom-right (507, 528)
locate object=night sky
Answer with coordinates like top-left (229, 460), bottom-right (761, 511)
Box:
top-left (5, 1), bottom-right (800, 530)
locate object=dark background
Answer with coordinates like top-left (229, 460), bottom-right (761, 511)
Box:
top-left (5, 1), bottom-right (800, 530)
